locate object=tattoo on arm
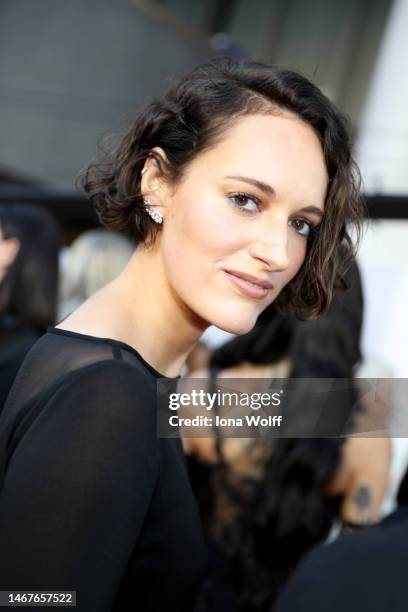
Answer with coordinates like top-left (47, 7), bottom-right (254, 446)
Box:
top-left (352, 485), bottom-right (375, 525)
top-left (353, 485), bottom-right (371, 510)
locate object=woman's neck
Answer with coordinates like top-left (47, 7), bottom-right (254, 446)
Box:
top-left (117, 250), bottom-right (208, 376)
top-left (58, 245), bottom-right (209, 378)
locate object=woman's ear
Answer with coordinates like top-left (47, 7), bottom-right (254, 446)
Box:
top-left (140, 147), bottom-right (172, 204)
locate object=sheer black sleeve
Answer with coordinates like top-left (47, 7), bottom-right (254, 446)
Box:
top-left (0, 361), bottom-right (160, 611)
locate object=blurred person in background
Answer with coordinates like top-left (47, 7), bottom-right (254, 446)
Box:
top-left (0, 57), bottom-right (363, 611)
top-left (0, 203), bottom-right (60, 410)
top-left (58, 228), bottom-right (134, 321)
top-left (186, 259), bottom-right (390, 612)
top-left (185, 339), bottom-right (212, 373)
top-left (274, 464), bottom-right (408, 612)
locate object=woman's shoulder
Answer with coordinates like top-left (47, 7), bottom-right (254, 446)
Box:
top-left (52, 357), bottom-right (154, 395)
top-left (1, 354), bottom-right (159, 469)
top-left (1, 328), bottom-right (158, 428)
top-left (23, 326), bottom-right (157, 385)
top-left (44, 359), bottom-right (157, 430)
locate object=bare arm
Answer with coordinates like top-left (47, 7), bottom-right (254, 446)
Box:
top-left (327, 436), bottom-right (391, 525)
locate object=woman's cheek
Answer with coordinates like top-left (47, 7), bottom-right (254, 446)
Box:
top-left (290, 244), bottom-right (305, 273)
top-left (285, 240), bottom-right (308, 283)
top-left (179, 198), bottom-right (245, 258)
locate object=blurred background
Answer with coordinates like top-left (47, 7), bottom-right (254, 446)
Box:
top-left (0, 0), bottom-right (407, 377)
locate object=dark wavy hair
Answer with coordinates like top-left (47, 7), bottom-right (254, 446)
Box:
top-left (79, 56), bottom-right (363, 319)
top-left (195, 260), bottom-right (364, 611)
top-left (0, 204), bottom-right (60, 334)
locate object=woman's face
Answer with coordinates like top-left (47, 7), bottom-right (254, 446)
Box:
top-left (156, 113), bottom-right (328, 334)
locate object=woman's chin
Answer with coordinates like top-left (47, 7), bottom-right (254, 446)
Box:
top-left (210, 314), bottom-right (258, 336)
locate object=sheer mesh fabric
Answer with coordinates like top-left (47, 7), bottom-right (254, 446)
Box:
top-left (0, 328), bottom-right (207, 611)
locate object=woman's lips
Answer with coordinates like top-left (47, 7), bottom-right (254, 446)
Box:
top-left (224, 270), bottom-right (272, 300)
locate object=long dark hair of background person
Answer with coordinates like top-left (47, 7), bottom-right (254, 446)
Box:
top-left (0, 203), bottom-right (60, 408)
top-left (191, 260), bottom-right (364, 612)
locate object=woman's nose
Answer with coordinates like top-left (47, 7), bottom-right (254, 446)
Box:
top-left (249, 221), bottom-right (290, 272)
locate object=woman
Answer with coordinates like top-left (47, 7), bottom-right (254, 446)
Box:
top-left (0, 203), bottom-right (60, 410)
top-left (0, 57), bottom-right (362, 611)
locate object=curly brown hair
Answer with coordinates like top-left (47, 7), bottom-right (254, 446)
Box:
top-left (79, 56), bottom-right (364, 319)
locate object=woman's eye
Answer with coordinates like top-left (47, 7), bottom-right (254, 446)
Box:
top-left (228, 193), bottom-right (260, 213)
top-left (289, 218), bottom-right (314, 238)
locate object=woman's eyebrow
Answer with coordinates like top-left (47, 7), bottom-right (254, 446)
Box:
top-left (299, 206), bottom-right (324, 219)
top-left (224, 175), bottom-right (324, 217)
top-left (224, 175), bottom-right (276, 197)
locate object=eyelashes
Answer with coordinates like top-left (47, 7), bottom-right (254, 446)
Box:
top-left (289, 218), bottom-right (319, 239)
top-left (228, 192), bottom-right (260, 213)
top-left (227, 191), bottom-right (321, 239)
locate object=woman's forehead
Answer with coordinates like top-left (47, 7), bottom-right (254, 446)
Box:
top-left (188, 114), bottom-right (328, 205)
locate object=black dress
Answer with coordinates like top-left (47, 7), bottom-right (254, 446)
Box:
top-left (0, 327), bottom-right (207, 611)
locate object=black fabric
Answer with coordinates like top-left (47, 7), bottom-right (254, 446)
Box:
top-left (0, 327), bottom-right (207, 611)
top-left (273, 506), bottom-right (408, 612)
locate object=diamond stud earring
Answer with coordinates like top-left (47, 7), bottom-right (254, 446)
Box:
top-left (143, 197), bottom-right (163, 224)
